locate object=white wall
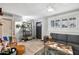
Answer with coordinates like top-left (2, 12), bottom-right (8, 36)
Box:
top-left (15, 21), bottom-right (23, 41)
top-left (31, 20), bottom-right (36, 38)
top-left (34, 18), bottom-right (48, 40)
top-left (42, 18), bottom-right (48, 40)
top-left (47, 10), bottom-right (79, 35)
top-left (40, 9), bottom-right (79, 41)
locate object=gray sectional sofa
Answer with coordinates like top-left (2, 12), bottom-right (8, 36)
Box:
top-left (50, 33), bottom-right (79, 55)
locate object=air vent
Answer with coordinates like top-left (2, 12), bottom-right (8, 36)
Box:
top-left (2, 18), bottom-right (11, 21)
top-left (2, 12), bottom-right (22, 21)
top-left (3, 12), bottom-right (13, 17)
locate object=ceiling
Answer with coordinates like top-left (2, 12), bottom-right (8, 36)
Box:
top-left (0, 3), bottom-right (79, 18)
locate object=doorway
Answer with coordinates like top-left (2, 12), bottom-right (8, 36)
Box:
top-left (36, 22), bottom-right (42, 39)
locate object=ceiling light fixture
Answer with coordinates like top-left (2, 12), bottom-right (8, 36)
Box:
top-left (47, 3), bottom-right (55, 12)
top-left (48, 6), bottom-right (54, 12)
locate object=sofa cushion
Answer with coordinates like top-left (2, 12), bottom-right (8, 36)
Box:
top-left (56, 34), bottom-right (67, 42)
top-left (68, 35), bottom-right (79, 44)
